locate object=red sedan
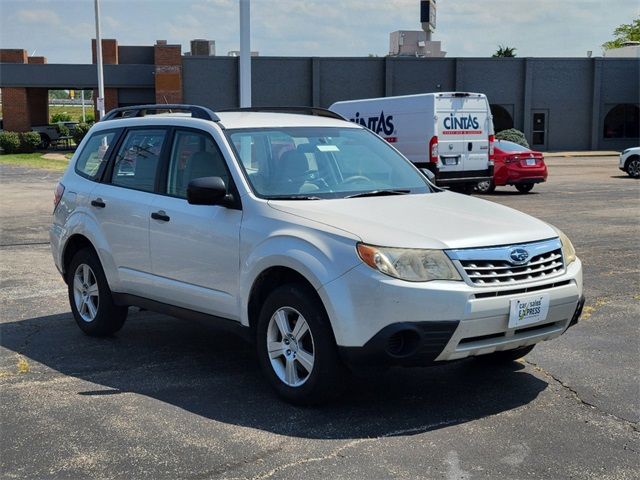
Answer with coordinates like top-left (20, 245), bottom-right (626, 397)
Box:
top-left (477, 140), bottom-right (548, 193)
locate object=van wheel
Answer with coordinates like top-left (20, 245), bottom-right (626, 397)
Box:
top-left (476, 345), bottom-right (535, 364)
top-left (256, 284), bottom-right (346, 405)
top-left (67, 248), bottom-right (128, 337)
top-left (475, 180), bottom-right (495, 194)
top-left (515, 183), bottom-right (534, 193)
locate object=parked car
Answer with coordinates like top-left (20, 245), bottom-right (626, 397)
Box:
top-left (50, 104), bottom-right (584, 404)
top-left (31, 122), bottom-right (77, 149)
top-left (476, 140), bottom-right (548, 194)
top-left (330, 92), bottom-right (495, 194)
top-left (619, 147), bottom-right (640, 178)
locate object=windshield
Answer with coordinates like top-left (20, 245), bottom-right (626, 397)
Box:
top-left (496, 140), bottom-right (531, 152)
top-left (227, 127), bottom-right (431, 199)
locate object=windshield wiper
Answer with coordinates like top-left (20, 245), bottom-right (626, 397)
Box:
top-left (346, 189), bottom-right (410, 198)
top-left (267, 194), bottom-right (322, 200)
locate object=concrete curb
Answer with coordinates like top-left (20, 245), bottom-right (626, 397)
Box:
top-left (544, 151), bottom-right (620, 158)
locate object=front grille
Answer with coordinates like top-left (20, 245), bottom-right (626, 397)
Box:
top-left (461, 248), bottom-right (564, 285)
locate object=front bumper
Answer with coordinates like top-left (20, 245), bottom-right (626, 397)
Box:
top-left (319, 258), bottom-right (583, 367)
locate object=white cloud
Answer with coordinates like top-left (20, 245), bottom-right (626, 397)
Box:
top-left (14, 8), bottom-right (61, 24)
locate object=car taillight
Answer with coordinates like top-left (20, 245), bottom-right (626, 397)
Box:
top-left (54, 183), bottom-right (65, 210)
top-left (429, 135), bottom-right (439, 163)
top-left (505, 155), bottom-right (517, 164)
top-left (488, 134), bottom-right (495, 164)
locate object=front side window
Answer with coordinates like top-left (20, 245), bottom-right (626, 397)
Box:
top-left (228, 127), bottom-right (430, 199)
top-left (75, 130), bottom-right (118, 180)
top-left (111, 129), bottom-right (166, 192)
top-left (166, 130), bottom-right (229, 198)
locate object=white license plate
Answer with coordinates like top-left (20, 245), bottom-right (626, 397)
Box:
top-left (526, 158), bottom-right (536, 166)
top-left (443, 157), bottom-right (459, 165)
top-left (508, 294), bottom-right (550, 328)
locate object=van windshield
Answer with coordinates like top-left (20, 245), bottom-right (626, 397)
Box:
top-left (227, 127), bottom-right (431, 199)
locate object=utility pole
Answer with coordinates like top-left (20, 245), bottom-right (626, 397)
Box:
top-left (239, 0), bottom-right (251, 107)
top-left (94, 0), bottom-right (106, 119)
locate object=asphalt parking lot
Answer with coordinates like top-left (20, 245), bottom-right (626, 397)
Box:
top-left (1, 156), bottom-right (638, 479)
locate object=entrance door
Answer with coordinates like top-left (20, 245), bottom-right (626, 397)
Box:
top-left (532, 110), bottom-right (548, 150)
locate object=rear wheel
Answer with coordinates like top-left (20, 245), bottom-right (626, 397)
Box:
top-left (475, 180), bottom-right (495, 194)
top-left (515, 183), bottom-right (534, 193)
top-left (38, 133), bottom-right (50, 150)
top-left (476, 345), bottom-right (535, 364)
top-left (626, 157), bottom-right (640, 178)
top-left (256, 283), bottom-right (346, 405)
top-left (67, 248), bottom-right (128, 336)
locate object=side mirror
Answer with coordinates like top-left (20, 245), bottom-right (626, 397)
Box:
top-left (420, 168), bottom-right (436, 183)
top-left (187, 176), bottom-right (232, 206)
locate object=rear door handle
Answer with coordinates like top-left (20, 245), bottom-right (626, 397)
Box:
top-left (91, 198), bottom-right (106, 208)
top-left (151, 210), bottom-right (170, 222)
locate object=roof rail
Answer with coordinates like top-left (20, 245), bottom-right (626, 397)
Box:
top-left (219, 106), bottom-right (346, 121)
top-left (102, 104), bottom-right (220, 122)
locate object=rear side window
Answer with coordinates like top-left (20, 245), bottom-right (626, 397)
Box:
top-left (111, 129), bottom-right (167, 192)
top-left (75, 130), bottom-right (118, 180)
top-left (166, 130), bottom-right (229, 198)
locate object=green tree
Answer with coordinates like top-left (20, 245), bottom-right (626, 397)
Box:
top-left (492, 45), bottom-right (517, 57)
top-left (602, 17), bottom-right (640, 49)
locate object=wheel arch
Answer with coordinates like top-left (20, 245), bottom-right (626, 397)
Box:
top-left (624, 154), bottom-right (639, 171)
top-left (61, 234), bottom-right (98, 281)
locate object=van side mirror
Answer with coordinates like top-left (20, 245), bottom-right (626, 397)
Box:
top-left (187, 177), bottom-right (232, 206)
top-left (420, 168), bottom-right (436, 183)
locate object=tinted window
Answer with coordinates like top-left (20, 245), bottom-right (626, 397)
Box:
top-left (496, 140), bottom-right (530, 152)
top-left (603, 104), bottom-right (640, 139)
top-left (167, 130), bottom-right (229, 198)
top-left (111, 129), bottom-right (166, 192)
top-left (75, 130), bottom-right (118, 180)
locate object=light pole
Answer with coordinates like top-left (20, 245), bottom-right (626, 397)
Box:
top-left (94, 0), bottom-right (106, 119)
top-left (239, 0), bottom-right (251, 107)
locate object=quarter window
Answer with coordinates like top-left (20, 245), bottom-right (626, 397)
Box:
top-left (75, 130), bottom-right (118, 180)
top-left (166, 130), bottom-right (229, 198)
top-left (111, 129), bottom-right (167, 192)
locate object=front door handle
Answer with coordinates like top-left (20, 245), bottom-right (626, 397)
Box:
top-left (91, 198), bottom-right (106, 208)
top-left (151, 210), bottom-right (170, 222)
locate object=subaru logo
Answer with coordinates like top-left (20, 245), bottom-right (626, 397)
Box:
top-left (509, 248), bottom-right (529, 264)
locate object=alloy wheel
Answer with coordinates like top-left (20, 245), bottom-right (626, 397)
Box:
top-left (628, 159), bottom-right (640, 178)
top-left (73, 264), bottom-right (100, 322)
top-left (266, 307), bottom-right (315, 387)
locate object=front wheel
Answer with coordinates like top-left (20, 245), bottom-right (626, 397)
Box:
top-left (515, 183), bottom-right (534, 194)
top-left (475, 180), bottom-right (495, 194)
top-left (627, 157), bottom-right (640, 178)
top-left (67, 248), bottom-right (128, 336)
top-left (256, 284), bottom-right (346, 405)
top-left (38, 133), bottom-right (50, 150)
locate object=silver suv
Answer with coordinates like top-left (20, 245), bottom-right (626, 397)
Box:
top-left (51, 104), bottom-right (584, 404)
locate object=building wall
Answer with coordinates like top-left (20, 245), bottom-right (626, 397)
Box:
top-left (181, 56), bottom-right (639, 151)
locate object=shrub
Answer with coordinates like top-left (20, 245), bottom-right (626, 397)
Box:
top-left (0, 131), bottom-right (21, 154)
top-left (73, 123), bottom-right (91, 145)
top-left (19, 132), bottom-right (42, 153)
top-left (496, 128), bottom-right (529, 148)
top-left (51, 112), bottom-right (72, 123)
top-left (57, 124), bottom-right (70, 137)
top-left (84, 112), bottom-right (95, 124)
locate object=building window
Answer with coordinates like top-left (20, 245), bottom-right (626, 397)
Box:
top-left (490, 105), bottom-right (514, 133)
top-left (603, 104), bottom-right (639, 139)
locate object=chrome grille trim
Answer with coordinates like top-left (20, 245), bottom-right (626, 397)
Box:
top-left (446, 238), bottom-right (565, 286)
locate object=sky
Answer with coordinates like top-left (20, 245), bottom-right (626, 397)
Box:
top-left (0, 0), bottom-right (638, 63)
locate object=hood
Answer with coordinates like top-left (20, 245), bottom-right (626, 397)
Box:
top-left (268, 192), bottom-right (557, 249)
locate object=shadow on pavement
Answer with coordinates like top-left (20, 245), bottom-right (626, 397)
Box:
top-left (1, 311), bottom-right (548, 440)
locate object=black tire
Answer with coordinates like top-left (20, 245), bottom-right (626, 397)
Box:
top-left (515, 183), bottom-right (534, 194)
top-left (38, 133), bottom-right (50, 150)
top-left (475, 180), bottom-right (495, 194)
top-left (67, 248), bottom-right (128, 337)
top-left (475, 345), bottom-right (535, 364)
top-left (256, 283), bottom-right (347, 405)
top-left (626, 157), bottom-right (640, 179)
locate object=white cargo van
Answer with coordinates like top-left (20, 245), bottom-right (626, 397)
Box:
top-left (330, 92), bottom-right (495, 192)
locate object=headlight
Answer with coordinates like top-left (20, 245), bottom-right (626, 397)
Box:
top-left (357, 243), bottom-right (462, 282)
top-left (551, 226), bottom-right (577, 265)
